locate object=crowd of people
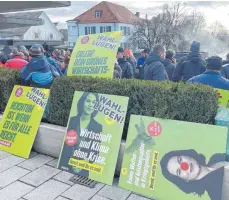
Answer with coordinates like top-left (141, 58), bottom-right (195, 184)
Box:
top-left (1, 41), bottom-right (229, 90)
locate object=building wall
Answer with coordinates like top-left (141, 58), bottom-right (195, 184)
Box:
top-left (67, 21), bottom-right (134, 49)
top-left (23, 12), bottom-right (63, 41)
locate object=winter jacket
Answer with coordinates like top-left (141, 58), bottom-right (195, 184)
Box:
top-left (172, 53), bottom-right (206, 81)
top-left (220, 64), bottom-right (229, 80)
top-left (163, 59), bottom-right (176, 80)
top-left (144, 52), bottom-right (169, 81)
top-left (113, 63), bottom-right (122, 78)
top-left (4, 56), bottom-right (28, 69)
top-left (45, 55), bottom-right (63, 76)
top-left (137, 56), bottom-right (146, 80)
top-left (20, 57), bottom-right (54, 89)
top-left (117, 58), bottom-right (134, 79)
top-left (127, 57), bottom-right (136, 75)
top-left (187, 70), bottom-right (229, 90)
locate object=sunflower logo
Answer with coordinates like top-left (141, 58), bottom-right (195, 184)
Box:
top-left (121, 168), bottom-right (128, 175)
top-left (104, 116), bottom-right (116, 125)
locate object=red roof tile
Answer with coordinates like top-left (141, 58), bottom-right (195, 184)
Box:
top-left (73, 1), bottom-right (138, 24)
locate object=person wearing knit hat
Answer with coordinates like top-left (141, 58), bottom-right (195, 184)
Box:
top-left (172, 41), bottom-right (206, 82)
top-left (4, 49), bottom-right (28, 69)
top-left (188, 56), bottom-right (229, 90)
top-left (20, 44), bottom-right (56, 89)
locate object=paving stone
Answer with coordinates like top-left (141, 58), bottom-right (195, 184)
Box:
top-left (127, 194), bottom-right (151, 200)
top-left (62, 183), bottom-right (104, 200)
top-left (46, 159), bottom-right (58, 168)
top-left (222, 181), bottom-right (229, 200)
top-left (55, 197), bottom-right (70, 200)
top-left (0, 150), bottom-right (10, 160)
top-left (91, 195), bottom-right (110, 200)
top-left (224, 168), bottom-right (229, 183)
top-left (0, 166), bottom-right (30, 188)
top-left (0, 181), bottom-right (34, 200)
top-left (23, 179), bottom-right (70, 200)
top-left (20, 165), bottom-right (60, 187)
top-left (0, 155), bottom-right (25, 173)
top-left (53, 171), bottom-right (75, 185)
top-left (98, 184), bottom-right (131, 200)
top-left (28, 151), bottom-right (38, 158)
top-left (18, 154), bottom-right (54, 171)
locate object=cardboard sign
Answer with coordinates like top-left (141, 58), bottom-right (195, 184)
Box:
top-left (67, 31), bottom-right (122, 78)
top-left (119, 115), bottom-right (227, 200)
top-left (0, 86), bottom-right (49, 158)
top-left (58, 91), bottom-right (129, 185)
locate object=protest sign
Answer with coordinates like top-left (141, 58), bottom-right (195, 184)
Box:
top-left (119, 115), bottom-right (227, 200)
top-left (214, 88), bottom-right (229, 108)
top-left (58, 91), bottom-right (129, 185)
top-left (67, 31), bottom-right (122, 78)
top-left (0, 86), bottom-right (49, 158)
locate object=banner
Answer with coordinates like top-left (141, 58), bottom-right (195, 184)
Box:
top-left (119, 115), bottom-right (227, 200)
top-left (214, 88), bottom-right (229, 107)
top-left (58, 91), bottom-right (129, 185)
top-left (0, 86), bottom-right (49, 158)
top-left (67, 31), bottom-right (122, 78)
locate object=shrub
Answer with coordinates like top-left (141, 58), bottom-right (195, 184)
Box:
top-left (47, 76), bottom-right (218, 139)
top-left (0, 68), bottom-right (22, 113)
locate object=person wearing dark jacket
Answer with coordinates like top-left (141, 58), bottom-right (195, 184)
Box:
top-left (163, 49), bottom-right (176, 80)
top-left (188, 56), bottom-right (229, 90)
top-left (113, 62), bottom-right (122, 78)
top-left (144, 44), bottom-right (168, 81)
top-left (172, 41), bottom-right (206, 81)
top-left (20, 44), bottom-right (54, 89)
top-left (117, 47), bottom-right (134, 79)
top-left (221, 53), bottom-right (229, 79)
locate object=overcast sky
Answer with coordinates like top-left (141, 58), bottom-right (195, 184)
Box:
top-left (44, 1), bottom-right (229, 29)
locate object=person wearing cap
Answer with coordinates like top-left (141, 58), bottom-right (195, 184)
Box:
top-left (162, 49), bottom-right (176, 80)
top-left (4, 49), bottom-right (28, 69)
top-left (172, 41), bottom-right (206, 82)
top-left (188, 56), bottom-right (229, 90)
top-left (20, 44), bottom-right (54, 89)
top-left (137, 48), bottom-right (150, 80)
top-left (117, 47), bottom-right (134, 79)
top-left (144, 44), bottom-right (169, 81)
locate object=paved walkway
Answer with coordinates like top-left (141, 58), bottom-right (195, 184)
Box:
top-left (0, 150), bottom-right (229, 200)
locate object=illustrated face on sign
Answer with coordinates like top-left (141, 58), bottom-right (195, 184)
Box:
top-left (83, 93), bottom-right (97, 116)
top-left (167, 156), bottom-right (201, 181)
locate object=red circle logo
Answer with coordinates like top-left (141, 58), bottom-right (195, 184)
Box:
top-left (15, 88), bottom-right (23, 97)
top-left (147, 122), bottom-right (162, 136)
top-left (81, 36), bottom-right (89, 44)
top-left (65, 130), bottom-right (78, 146)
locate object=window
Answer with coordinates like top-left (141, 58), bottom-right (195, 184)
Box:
top-left (100, 26), bottom-right (111, 33)
top-left (120, 26), bottom-right (131, 36)
top-left (95, 11), bottom-right (102, 18)
top-left (50, 33), bottom-right (53, 40)
top-left (123, 27), bottom-right (127, 36)
top-left (72, 26), bottom-right (76, 30)
top-left (127, 27), bottom-right (131, 35)
top-left (85, 26), bottom-right (96, 35)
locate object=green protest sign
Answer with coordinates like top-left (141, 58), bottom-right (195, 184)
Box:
top-left (119, 115), bottom-right (227, 200)
top-left (58, 91), bottom-right (129, 185)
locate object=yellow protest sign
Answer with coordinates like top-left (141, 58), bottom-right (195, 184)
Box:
top-left (214, 88), bottom-right (229, 107)
top-left (67, 31), bottom-right (122, 78)
top-left (0, 85), bottom-right (50, 158)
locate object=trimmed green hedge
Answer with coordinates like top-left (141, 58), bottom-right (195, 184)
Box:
top-left (0, 68), bottom-right (218, 139)
top-left (47, 76), bottom-right (218, 139)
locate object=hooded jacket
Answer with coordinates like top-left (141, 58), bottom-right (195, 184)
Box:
top-left (172, 42), bottom-right (206, 81)
top-left (163, 59), bottom-right (176, 80)
top-left (20, 57), bottom-right (53, 89)
top-left (144, 52), bottom-right (168, 81)
top-left (117, 58), bottom-right (134, 79)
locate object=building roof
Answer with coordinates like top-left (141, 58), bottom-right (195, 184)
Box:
top-left (0, 27), bottom-right (30, 37)
top-left (0, 11), bottom-right (43, 20)
top-left (72, 1), bottom-right (138, 24)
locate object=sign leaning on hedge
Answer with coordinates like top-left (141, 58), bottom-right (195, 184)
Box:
top-left (0, 85), bottom-right (50, 158)
top-left (67, 31), bottom-right (122, 78)
top-left (119, 115), bottom-right (227, 200)
top-left (58, 91), bottom-right (129, 185)
top-left (214, 88), bottom-right (229, 108)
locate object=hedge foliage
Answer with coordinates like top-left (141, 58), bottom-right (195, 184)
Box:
top-left (0, 68), bottom-right (219, 139)
top-left (47, 76), bottom-right (218, 139)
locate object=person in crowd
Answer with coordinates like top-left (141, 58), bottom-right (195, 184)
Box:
top-left (4, 49), bottom-right (28, 69)
top-left (137, 48), bottom-right (150, 80)
top-left (124, 49), bottom-right (137, 75)
top-left (117, 47), bottom-right (134, 79)
top-left (160, 149), bottom-right (226, 200)
top-left (20, 44), bottom-right (55, 89)
top-left (0, 54), bottom-right (7, 67)
top-left (18, 46), bottom-right (31, 62)
top-left (222, 53), bottom-right (229, 65)
top-left (113, 62), bottom-right (122, 78)
top-left (144, 44), bottom-right (169, 81)
top-left (2, 45), bottom-right (12, 59)
top-left (172, 41), bottom-right (206, 82)
top-left (56, 54), bottom-right (66, 74)
top-left (188, 56), bottom-right (229, 90)
top-left (64, 49), bottom-right (72, 69)
top-left (163, 49), bottom-right (176, 80)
